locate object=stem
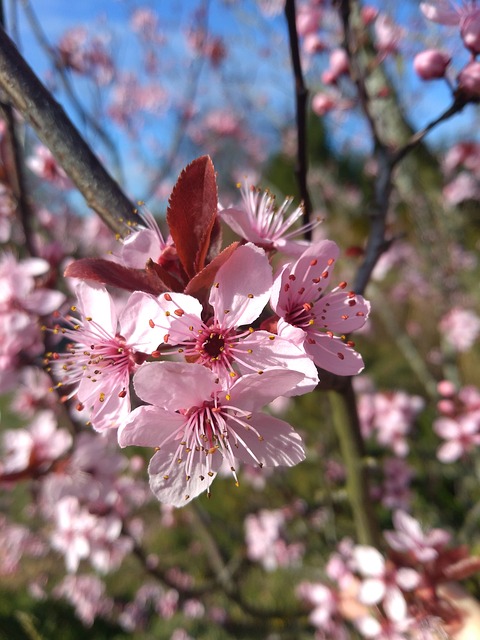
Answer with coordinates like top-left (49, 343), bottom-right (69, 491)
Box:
top-left (284, 0), bottom-right (313, 234)
top-left (0, 26), bottom-right (137, 236)
top-left (329, 383), bottom-right (380, 546)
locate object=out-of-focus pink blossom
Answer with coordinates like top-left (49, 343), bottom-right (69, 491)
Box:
top-left (296, 581), bottom-right (350, 640)
top-left (439, 307), bottom-right (480, 351)
top-left (421, 1), bottom-right (480, 54)
top-left (322, 48), bottom-right (350, 84)
top-left (312, 91), bottom-right (337, 115)
top-left (443, 171), bottom-right (480, 205)
top-left (54, 574), bottom-right (113, 627)
top-left (434, 413), bottom-right (480, 461)
top-left (27, 145), bottom-right (72, 190)
top-left (414, 49), bottom-right (451, 79)
top-left (1, 411), bottom-right (71, 476)
top-left (374, 13), bottom-right (404, 56)
top-left (353, 545), bottom-right (420, 621)
top-left (296, 4), bottom-right (322, 37)
top-left (245, 509), bottom-right (304, 570)
top-left (384, 510), bottom-right (451, 563)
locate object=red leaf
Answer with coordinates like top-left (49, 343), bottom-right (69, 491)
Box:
top-left (184, 241), bottom-right (239, 299)
top-left (167, 156), bottom-right (218, 279)
top-left (145, 259), bottom-right (184, 293)
top-left (64, 258), bottom-right (168, 295)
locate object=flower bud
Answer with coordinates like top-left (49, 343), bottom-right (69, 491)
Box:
top-left (311, 93), bottom-right (335, 116)
top-left (458, 61), bottom-right (480, 97)
top-left (413, 49), bottom-right (451, 80)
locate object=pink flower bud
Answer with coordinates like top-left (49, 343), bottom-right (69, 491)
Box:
top-left (437, 380), bottom-right (456, 397)
top-left (296, 6), bottom-right (321, 37)
top-left (413, 49), bottom-right (451, 80)
top-left (311, 93), bottom-right (335, 115)
top-left (458, 61), bottom-right (480, 98)
top-left (461, 9), bottom-right (480, 54)
top-left (361, 5), bottom-right (378, 26)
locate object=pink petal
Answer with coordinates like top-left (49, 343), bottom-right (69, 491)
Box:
top-left (228, 413), bottom-right (305, 468)
top-left (220, 207), bottom-right (264, 243)
top-left (228, 368), bottom-right (304, 410)
top-left (434, 417), bottom-right (460, 438)
top-left (354, 546), bottom-right (385, 577)
top-left (316, 290), bottom-right (370, 332)
top-left (133, 361), bottom-right (219, 410)
top-left (236, 331), bottom-right (318, 394)
top-left (383, 586), bottom-right (407, 622)
top-left (210, 243), bottom-right (272, 327)
top-left (437, 440), bottom-right (463, 462)
top-left (305, 334), bottom-right (365, 375)
top-left (74, 281), bottom-right (117, 335)
top-left (118, 405), bottom-right (185, 448)
top-left (359, 578), bottom-right (386, 605)
top-left (420, 1), bottom-right (460, 25)
top-left (118, 291), bottom-right (166, 349)
top-left (148, 442), bottom-right (223, 507)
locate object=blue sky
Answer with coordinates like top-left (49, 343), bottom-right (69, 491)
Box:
top-left (8, 0), bottom-right (480, 205)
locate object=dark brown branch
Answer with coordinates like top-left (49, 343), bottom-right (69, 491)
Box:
top-left (284, 0), bottom-right (313, 235)
top-left (0, 26), bottom-right (137, 236)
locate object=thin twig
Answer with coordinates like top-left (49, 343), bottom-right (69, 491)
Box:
top-left (0, 26), bottom-right (137, 236)
top-left (284, 0), bottom-right (313, 235)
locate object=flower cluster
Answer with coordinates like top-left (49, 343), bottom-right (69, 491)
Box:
top-left (52, 156), bottom-right (370, 507)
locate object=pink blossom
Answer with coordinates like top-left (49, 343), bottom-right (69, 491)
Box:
top-left (27, 145), bottom-right (72, 190)
top-left (0, 515), bottom-right (46, 576)
top-left (413, 49), bottom-right (451, 79)
top-left (152, 243), bottom-right (318, 392)
top-left (443, 171), bottom-right (480, 205)
top-left (52, 281), bottom-right (164, 431)
top-left (119, 208), bottom-right (172, 269)
top-left (296, 4), bottom-right (322, 37)
top-left (311, 91), bottom-right (337, 115)
top-left (221, 184), bottom-right (321, 256)
top-left (270, 240), bottom-right (370, 375)
top-left (439, 307), bottom-right (480, 351)
top-left (374, 13), bottom-right (404, 56)
top-left (434, 413), bottom-right (480, 461)
top-left (50, 496), bottom-right (98, 572)
top-left (322, 48), bottom-right (350, 84)
top-left (118, 361), bottom-right (306, 506)
top-left (384, 510), bottom-right (451, 563)
top-left (1, 410), bottom-right (71, 475)
top-left (296, 581), bottom-right (349, 639)
top-left (353, 545), bottom-right (420, 622)
top-left (245, 509), bottom-right (304, 570)
top-left (54, 574), bottom-right (113, 627)
top-left (421, 1), bottom-right (480, 54)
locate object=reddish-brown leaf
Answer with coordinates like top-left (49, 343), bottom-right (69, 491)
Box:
top-left (166, 156), bottom-right (218, 279)
top-left (145, 259), bottom-right (185, 293)
top-left (64, 258), bottom-right (168, 295)
top-left (184, 241), bottom-right (239, 299)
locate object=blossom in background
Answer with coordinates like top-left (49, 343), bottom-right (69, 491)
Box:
top-left (52, 281), bottom-right (164, 431)
top-left (353, 545), bottom-right (420, 622)
top-left (434, 412), bottom-right (480, 461)
top-left (384, 510), bottom-right (451, 563)
top-left (244, 508), bottom-right (304, 570)
top-left (0, 410), bottom-right (71, 476)
top-left (153, 243), bottom-right (318, 392)
top-left (220, 183), bottom-right (322, 256)
top-left (270, 239), bottom-right (370, 375)
top-left (27, 145), bottom-right (72, 190)
top-left (421, 0), bottom-right (480, 54)
top-left (118, 361), bottom-right (305, 507)
top-left (439, 307), bottom-right (480, 352)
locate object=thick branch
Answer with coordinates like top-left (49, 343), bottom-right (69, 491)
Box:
top-left (0, 26), bottom-right (137, 236)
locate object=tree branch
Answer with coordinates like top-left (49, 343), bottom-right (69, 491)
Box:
top-left (0, 26), bottom-right (137, 236)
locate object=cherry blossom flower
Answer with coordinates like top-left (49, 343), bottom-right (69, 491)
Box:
top-left (1, 410), bottom-right (71, 476)
top-left (27, 145), bottom-right (72, 190)
top-left (220, 184), bottom-right (322, 256)
top-left (439, 307), bottom-right (480, 351)
top-left (434, 413), bottom-right (480, 461)
top-left (421, 0), bottom-right (480, 54)
top-left (296, 581), bottom-right (350, 640)
top-left (245, 508), bottom-right (304, 570)
top-left (118, 361), bottom-right (306, 507)
top-left (270, 240), bottom-right (370, 375)
top-left (384, 510), bottom-right (451, 563)
top-left (54, 575), bottom-right (113, 627)
top-left (353, 545), bottom-right (420, 622)
top-left (52, 281), bottom-right (164, 431)
top-left (153, 243), bottom-right (318, 391)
